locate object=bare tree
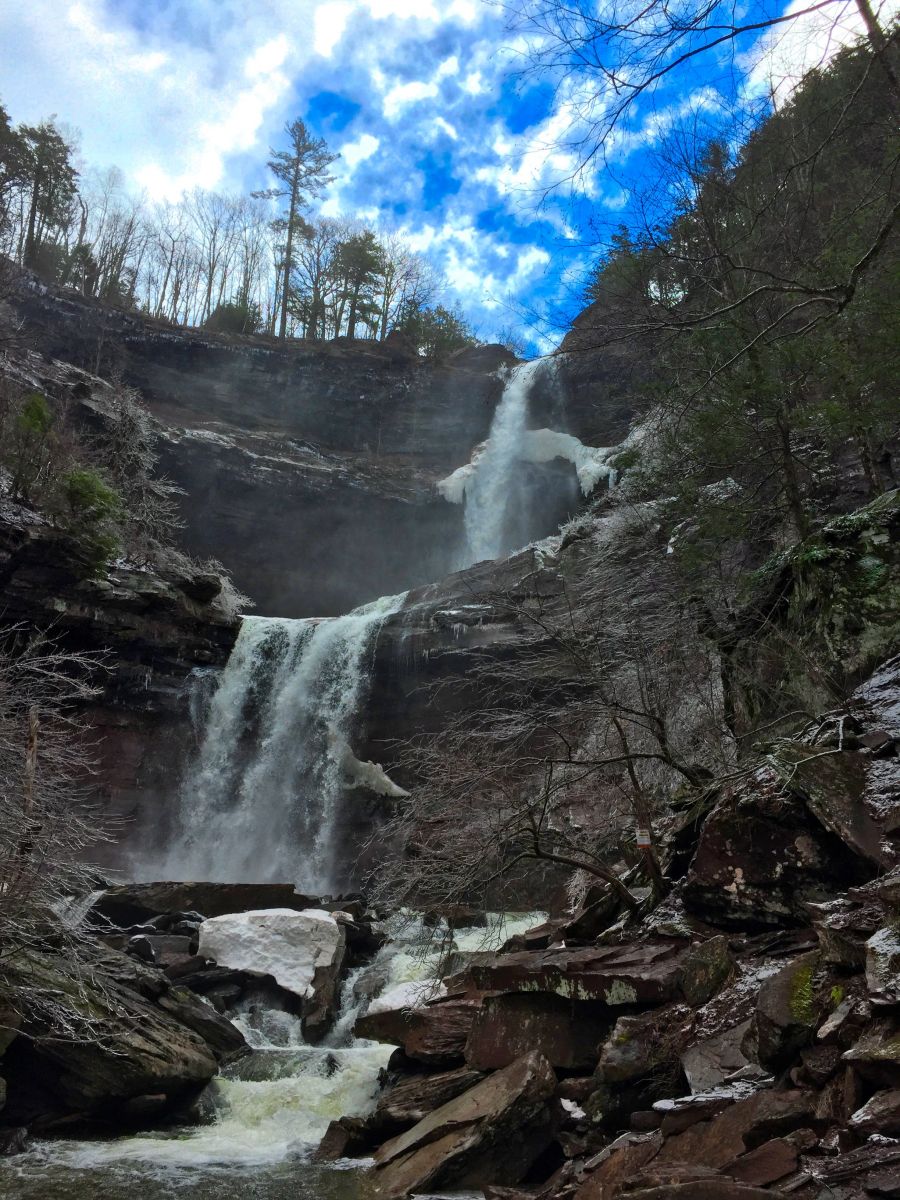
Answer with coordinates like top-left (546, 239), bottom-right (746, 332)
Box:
top-left (0, 628), bottom-right (107, 964)
top-left (369, 512), bottom-right (732, 914)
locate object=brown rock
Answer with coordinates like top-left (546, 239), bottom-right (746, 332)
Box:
top-left (798, 1044), bottom-right (842, 1087)
top-left (447, 941), bottom-right (689, 1007)
top-left (374, 1067), bottom-right (484, 1127)
top-left (93, 882), bottom-right (321, 926)
top-left (683, 786), bottom-right (851, 930)
top-left (572, 1131), bottom-right (662, 1198)
top-left (656, 1089), bottom-right (815, 1169)
top-left (595, 1005), bottom-right (694, 1086)
top-left (747, 951), bottom-right (820, 1070)
top-left (867, 927), bottom-right (900, 1003)
top-left (843, 1018), bottom-right (900, 1087)
top-left (466, 993), bottom-right (609, 1072)
top-left (355, 998), bottom-right (480, 1065)
top-left (724, 1137), bottom-right (798, 1186)
top-left (772, 741), bottom-right (893, 868)
top-left (679, 937), bottom-right (734, 1007)
top-left (623, 1184), bottom-right (777, 1199)
top-left (655, 1093), bottom-right (738, 1136)
top-left (802, 1140), bottom-right (900, 1193)
top-left (849, 1088), bottom-right (900, 1135)
top-left (370, 1050), bottom-right (557, 1198)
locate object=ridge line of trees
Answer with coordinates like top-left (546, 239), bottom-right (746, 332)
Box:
top-left (0, 111), bottom-right (476, 358)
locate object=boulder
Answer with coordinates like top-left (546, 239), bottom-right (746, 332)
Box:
top-left (866, 926), bottom-right (900, 1003)
top-left (807, 896), bottom-right (882, 968)
top-left (623, 1184), bottom-right (778, 1199)
top-left (466, 993), bottom-right (610, 1072)
top-left (683, 784), bottom-right (859, 929)
top-left (655, 1088), bottom-right (816, 1169)
top-left (801, 1141), bottom-right (900, 1195)
top-left (723, 1137), bottom-right (799, 1186)
top-left (678, 936), bottom-right (734, 1007)
top-left (842, 1018), bottom-right (900, 1087)
top-left (447, 941), bottom-right (689, 1007)
top-left (374, 1066), bottom-right (484, 1128)
top-left (595, 1005), bottom-right (694, 1087)
top-left (355, 998), bottom-right (480, 1066)
top-left (93, 882), bottom-right (321, 926)
top-left (849, 1088), bottom-right (900, 1135)
top-left (745, 951), bottom-right (822, 1071)
top-left (771, 741), bottom-right (894, 868)
top-left (198, 908), bottom-right (345, 1038)
top-left (572, 1130), bottom-right (663, 1198)
top-left (0, 947), bottom-right (238, 1125)
top-left (370, 1050), bottom-right (557, 1197)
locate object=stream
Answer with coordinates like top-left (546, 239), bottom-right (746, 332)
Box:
top-left (0, 914), bottom-right (542, 1199)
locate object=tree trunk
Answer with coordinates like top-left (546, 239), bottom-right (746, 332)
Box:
top-left (278, 165), bottom-right (300, 340)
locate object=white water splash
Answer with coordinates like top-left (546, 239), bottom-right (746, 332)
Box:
top-left (438, 358), bottom-right (615, 566)
top-left (439, 358), bottom-right (542, 563)
top-left (159, 593), bottom-right (406, 892)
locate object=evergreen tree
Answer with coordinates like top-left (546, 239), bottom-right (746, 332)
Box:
top-left (254, 119), bottom-right (337, 340)
top-left (18, 121), bottom-right (78, 272)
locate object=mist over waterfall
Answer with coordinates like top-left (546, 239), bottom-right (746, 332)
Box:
top-left (157, 593), bottom-right (406, 892)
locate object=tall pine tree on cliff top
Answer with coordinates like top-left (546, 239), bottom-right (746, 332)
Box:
top-left (254, 118), bottom-right (337, 340)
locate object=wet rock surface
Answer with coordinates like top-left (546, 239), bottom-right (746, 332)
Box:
top-left (327, 654), bottom-right (900, 1198)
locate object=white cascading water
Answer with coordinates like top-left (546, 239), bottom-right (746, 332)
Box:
top-left (438, 356), bottom-right (617, 569)
top-left (11, 913), bottom-right (544, 1195)
top-left (158, 592), bottom-right (406, 892)
top-left (441, 357), bottom-right (544, 565)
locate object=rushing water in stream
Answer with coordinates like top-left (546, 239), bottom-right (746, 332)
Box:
top-left (0, 914), bottom-right (543, 1200)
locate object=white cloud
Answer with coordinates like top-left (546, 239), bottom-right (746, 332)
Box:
top-left (382, 79), bottom-right (440, 119)
top-left (314, 2), bottom-right (352, 57)
top-left (341, 132), bottom-right (380, 167)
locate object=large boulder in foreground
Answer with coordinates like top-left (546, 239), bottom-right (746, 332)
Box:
top-left (198, 908), bottom-right (345, 1038)
top-left (370, 1050), bottom-right (557, 1197)
top-left (0, 946), bottom-right (243, 1126)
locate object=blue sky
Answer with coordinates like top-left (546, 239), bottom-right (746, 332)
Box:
top-left (0, 0), bottom-right (882, 348)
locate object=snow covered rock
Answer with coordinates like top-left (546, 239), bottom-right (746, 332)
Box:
top-left (198, 907), bottom-right (346, 1038)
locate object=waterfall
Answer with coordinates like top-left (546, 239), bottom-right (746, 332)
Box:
top-left (159, 592), bottom-right (406, 892)
top-left (459, 357), bottom-right (542, 564)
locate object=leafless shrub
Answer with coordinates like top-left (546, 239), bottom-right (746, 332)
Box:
top-left (368, 509), bottom-right (734, 915)
top-left (0, 627), bottom-right (109, 965)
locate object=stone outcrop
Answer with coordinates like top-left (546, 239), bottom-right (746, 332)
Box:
top-left (0, 944), bottom-right (244, 1129)
top-left (9, 274), bottom-right (609, 618)
top-left (0, 488), bottom-right (237, 864)
top-left (370, 1050), bottom-right (557, 1197)
top-left (197, 908), bottom-right (346, 1038)
top-left (316, 650), bottom-right (900, 1199)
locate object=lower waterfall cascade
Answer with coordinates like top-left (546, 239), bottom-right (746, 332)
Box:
top-left (156, 592), bottom-right (407, 892)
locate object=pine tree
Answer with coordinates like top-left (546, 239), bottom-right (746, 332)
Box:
top-left (254, 119), bottom-right (337, 340)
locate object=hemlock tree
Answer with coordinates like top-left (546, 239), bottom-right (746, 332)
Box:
top-left (254, 119), bottom-right (337, 340)
top-left (18, 121), bottom-right (78, 273)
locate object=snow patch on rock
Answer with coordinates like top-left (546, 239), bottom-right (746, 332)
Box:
top-left (198, 907), bottom-right (344, 999)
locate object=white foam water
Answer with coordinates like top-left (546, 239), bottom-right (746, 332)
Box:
top-left (157, 592), bottom-right (405, 892)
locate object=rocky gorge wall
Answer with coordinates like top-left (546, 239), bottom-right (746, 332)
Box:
top-left (11, 275), bottom-right (624, 618)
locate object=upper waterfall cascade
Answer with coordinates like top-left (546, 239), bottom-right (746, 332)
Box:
top-left (438, 356), bottom-right (616, 565)
top-left (158, 592), bottom-right (406, 892)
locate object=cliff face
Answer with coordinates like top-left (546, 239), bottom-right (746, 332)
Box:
top-left (11, 275), bottom-right (636, 617)
top-left (12, 279), bottom-right (519, 616)
top-left (0, 492), bottom-right (237, 866)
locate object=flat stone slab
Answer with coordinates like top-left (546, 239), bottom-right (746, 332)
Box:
top-left (448, 941), bottom-right (689, 1006)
